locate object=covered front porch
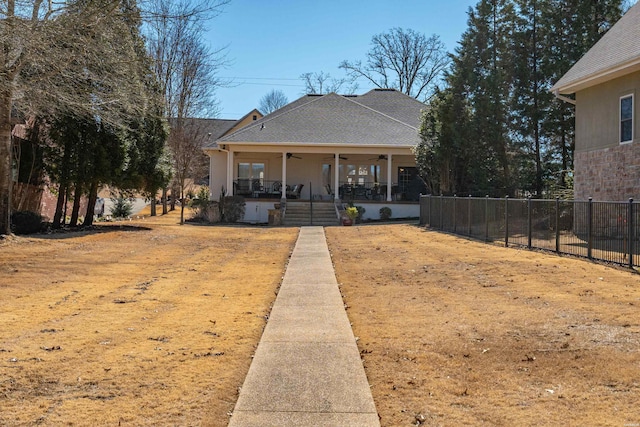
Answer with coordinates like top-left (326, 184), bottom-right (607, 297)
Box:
top-left (207, 146), bottom-right (425, 204)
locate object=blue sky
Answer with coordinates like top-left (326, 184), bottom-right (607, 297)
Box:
top-left (206, 0), bottom-right (478, 119)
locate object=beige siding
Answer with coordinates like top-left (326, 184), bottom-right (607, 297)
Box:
top-left (575, 71), bottom-right (640, 152)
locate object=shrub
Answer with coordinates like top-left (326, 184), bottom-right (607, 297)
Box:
top-left (355, 205), bottom-right (366, 223)
top-left (221, 196), bottom-right (245, 223)
top-left (379, 206), bottom-right (392, 220)
top-left (345, 206), bottom-right (359, 220)
top-left (110, 197), bottom-right (133, 218)
top-left (189, 187), bottom-right (222, 223)
top-left (11, 211), bottom-right (43, 235)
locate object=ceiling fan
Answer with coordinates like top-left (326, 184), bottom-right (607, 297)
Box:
top-left (368, 155), bottom-right (388, 161)
top-left (323, 155), bottom-right (348, 160)
top-left (280, 152), bottom-right (302, 159)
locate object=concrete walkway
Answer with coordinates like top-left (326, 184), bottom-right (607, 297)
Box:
top-left (228, 227), bottom-right (380, 427)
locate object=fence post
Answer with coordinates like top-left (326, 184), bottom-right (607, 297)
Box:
top-left (527, 196), bottom-right (532, 249)
top-left (555, 197), bottom-right (560, 253)
top-left (309, 181), bottom-right (313, 225)
top-left (485, 195), bottom-right (489, 242)
top-left (453, 194), bottom-right (457, 233)
top-left (587, 197), bottom-right (593, 259)
top-left (440, 194), bottom-right (443, 230)
top-left (505, 196), bottom-right (509, 247)
top-left (628, 198), bottom-right (634, 269)
top-left (427, 195), bottom-right (431, 227)
top-left (468, 195), bottom-right (472, 236)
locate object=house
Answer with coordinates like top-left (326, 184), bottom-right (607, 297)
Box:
top-left (174, 109), bottom-right (264, 186)
top-left (551, 2), bottom-right (640, 201)
top-left (203, 89), bottom-right (427, 223)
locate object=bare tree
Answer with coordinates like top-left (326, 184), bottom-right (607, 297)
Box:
top-left (145, 0), bottom-right (228, 223)
top-left (168, 119), bottom-right (208, 224)
top-left (339, 28), bottom-right (450, 101)
top-left (299, 71), bottom-right (358, 95)
top-left (0, 0), bottom-right (155, 235)
top-left (258, 89), bottom-right (289, 114)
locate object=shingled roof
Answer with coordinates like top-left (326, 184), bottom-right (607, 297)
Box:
top-left (351, 89), bottom-right (426, 129)
top-left (552, 2), bottom-right (640, 94)
top-left (210, 89), bottom-right (425, 148)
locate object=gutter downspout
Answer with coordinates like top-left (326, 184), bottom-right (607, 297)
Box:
top-left (552, 89), bottom-right (576, 105)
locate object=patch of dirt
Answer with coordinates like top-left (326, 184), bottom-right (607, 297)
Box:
top-left (326, 224), bottom-right (640, 427)
top-left (0, 209), bottom-right (299, 426)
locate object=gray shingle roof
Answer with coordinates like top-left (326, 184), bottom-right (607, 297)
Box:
top-left (552, 2), bottom-right (640, 94)
top-left (352, 89), bottom-right (426, 129)
top-left (217, 90), bottom-right (425, 147)
top-left (173, 118), bottom-right (237, 149)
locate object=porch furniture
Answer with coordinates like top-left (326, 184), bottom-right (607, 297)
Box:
top-left (354, 185), bottom-right (368, 200)
top-left (325, 184), bottom-right (333, 197)
top-left (252, 179), bottom-right (263, 198)
top-left (391, 185), bottom-right (400, 201)
top-left (339, 184), bottom-right (353, 200)
top-left (268, 181), bottom-right (282, 198)
top-left (234, 179), bottom-right (252, 196)
top-left (286, 184), bottom-right (304, 199)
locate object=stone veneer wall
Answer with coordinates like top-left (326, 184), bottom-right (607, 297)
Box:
top-left (574, 142), bottom-right (640, 202)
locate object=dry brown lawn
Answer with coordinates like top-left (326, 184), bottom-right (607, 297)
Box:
top-left (2, 214), bottom-right (640, 426)
top-left (0, 210), bottom-right (298, 426)
top-left (326, 224), bottom-right (640, 427)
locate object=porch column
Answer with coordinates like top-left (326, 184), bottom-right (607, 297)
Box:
top-left (226, 149), bottom-right (234, 197)
top-left (281, 152), bottom-right (287, 203)
top-left (334, 153), bottom-right (340, 201)
top-left (386, 153), bottom-right (393, 201)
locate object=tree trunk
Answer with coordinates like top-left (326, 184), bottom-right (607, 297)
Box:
top-left (83, 181), bottom-right (98, 227)
top-left (162, 187), bottom-right (168, 214)
top-left (53, 185), bottom-right (67, 229)
top-left (170, 184), bottom-right (177, 211)
top-left (150, 194), bottom-right (157, 216)
top-left (69, 184), bottom-right (82, 227)
top-left (0, 85), bottom-right (13, 235)
top-left (179, 187), bottom-right (185, 225)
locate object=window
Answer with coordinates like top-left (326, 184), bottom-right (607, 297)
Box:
top-left (238, 162), bottom-right (264, 182)
top-left (620, 94), bottom-right (634, 143)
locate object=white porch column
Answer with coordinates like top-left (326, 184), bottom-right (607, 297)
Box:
top-left (386, 153), bottom-right (393, 202)
top-left (281, 152), bottom-right (287, 202)
top-left (334, 153), bottom-right (340, 200)
top-left (226, 149), bottom-right (234, 196)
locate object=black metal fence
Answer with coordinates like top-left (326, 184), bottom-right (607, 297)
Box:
top-left (419, 195), bottom-right (640, 269)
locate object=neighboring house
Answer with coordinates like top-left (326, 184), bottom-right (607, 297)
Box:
top-left (174, 109), bottom-right (264, 185)
top-left (203, 89), bottom-right (427, 223)
top-left (551, 2), bottom-right (640, 201)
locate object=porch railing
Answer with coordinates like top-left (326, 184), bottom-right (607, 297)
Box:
top-left (232, 179), bottom-right (282, 198)
top-left (337, 182), bottom-right (401, 201)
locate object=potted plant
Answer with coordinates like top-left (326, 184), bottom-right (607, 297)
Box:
top-left (343, 206), bottom-right (358, 226)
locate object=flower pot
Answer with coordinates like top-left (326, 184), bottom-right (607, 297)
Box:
top-left (342, 217), bottom-right (353, 226)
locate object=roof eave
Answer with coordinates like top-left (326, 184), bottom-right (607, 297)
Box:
top-left (212, 141), bottom-right (418, 149)
top-left (552, 58), bottom-right (640, 95)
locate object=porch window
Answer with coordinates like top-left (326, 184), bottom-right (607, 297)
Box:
top-left (238, 162), bottom-right (265, 184)
top-left (620, 94), bottom-right (633, 143)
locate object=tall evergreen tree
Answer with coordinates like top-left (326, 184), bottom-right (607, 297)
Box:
top-left (416, 0), bottom-right (627, 198)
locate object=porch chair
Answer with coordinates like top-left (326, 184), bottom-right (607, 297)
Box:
top-left (269, 181), bottom-right (282, 198)
top-left (234, 179), bottom-right (251, 196)
top-left (286, 184), bottom-right (304, 199)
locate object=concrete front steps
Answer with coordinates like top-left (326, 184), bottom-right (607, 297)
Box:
top-left (283, 201), bottom-right (339, 226)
